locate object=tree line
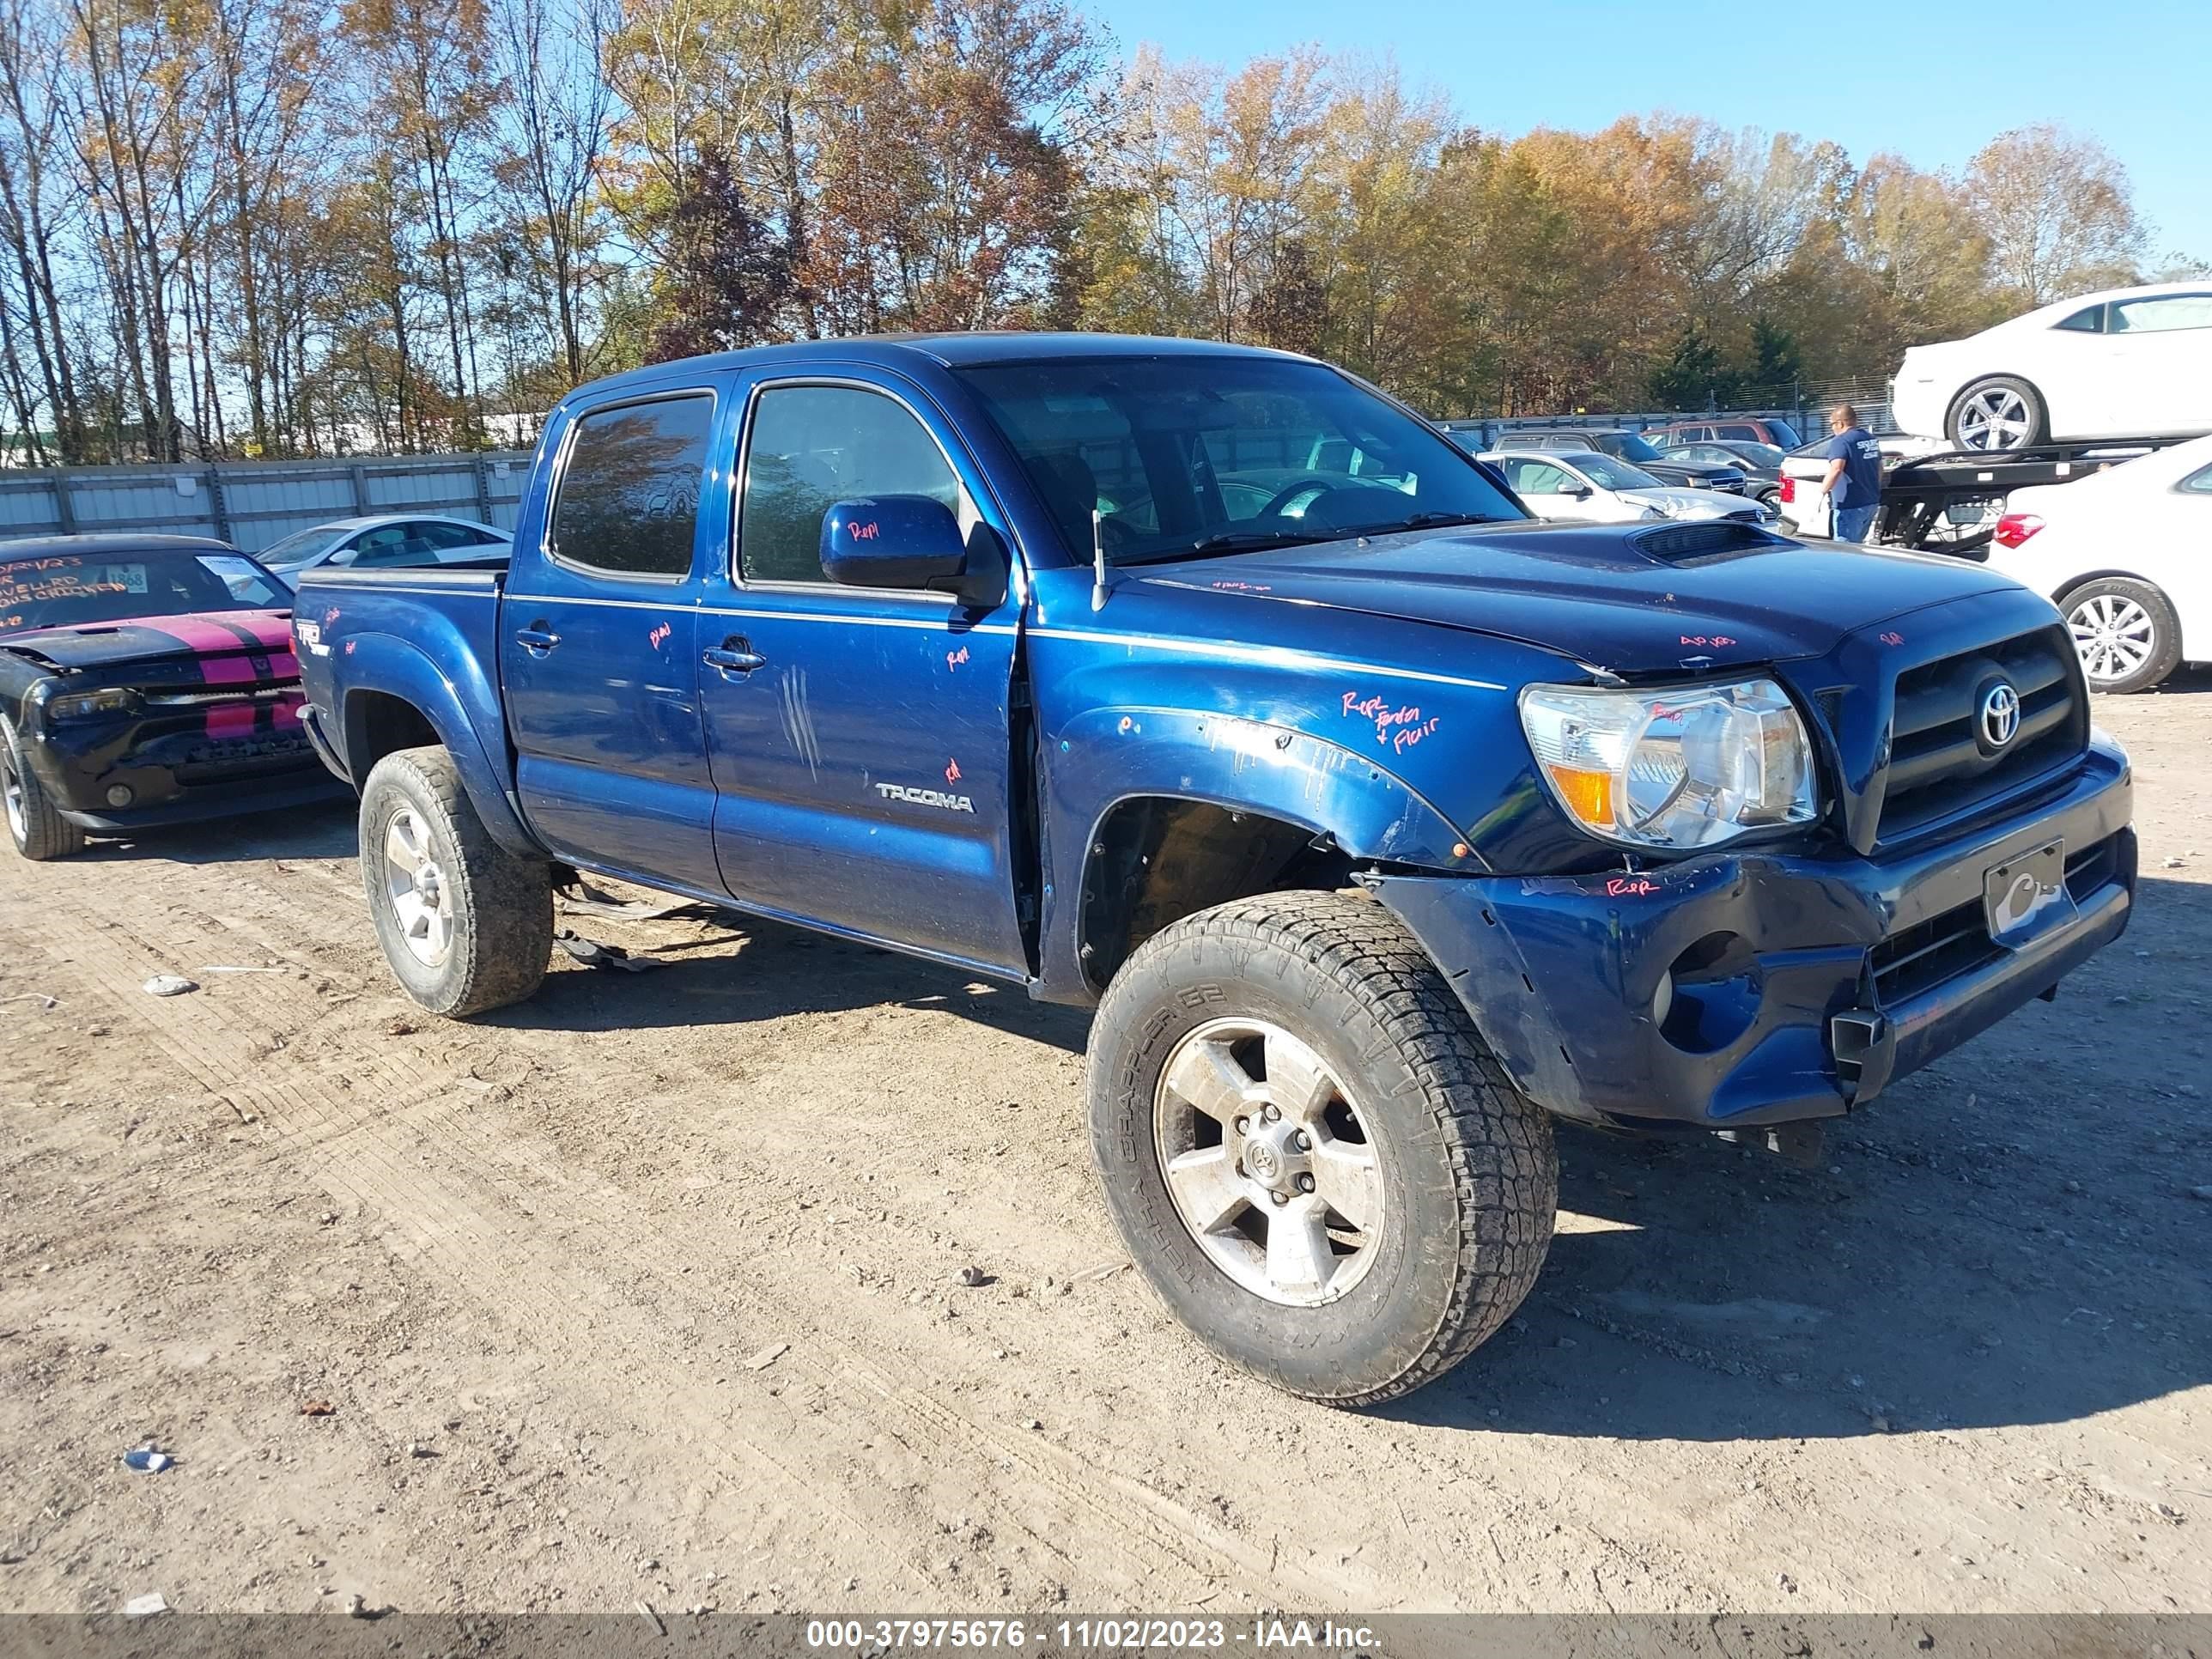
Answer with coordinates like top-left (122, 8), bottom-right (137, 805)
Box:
top-left (0, 0), bottom-right (2191, 465)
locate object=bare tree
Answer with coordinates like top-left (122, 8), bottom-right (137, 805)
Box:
top-left (1968, 124), bottom-right (2146, 306)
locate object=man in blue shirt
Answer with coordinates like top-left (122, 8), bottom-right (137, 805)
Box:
top-left (1820, 403), bottom-right (1884, 543)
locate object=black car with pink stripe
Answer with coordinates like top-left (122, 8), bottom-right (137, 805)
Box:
top-left (0, 533), bottom-right (345, 859)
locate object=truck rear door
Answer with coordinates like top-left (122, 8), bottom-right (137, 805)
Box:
top-left (695, 368), bottom-right (1030, 977)
top-left (500, 386), bottom-right (726, 896)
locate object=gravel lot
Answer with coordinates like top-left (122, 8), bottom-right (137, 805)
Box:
top-left (1, 678), bottom-right (2207, 1619)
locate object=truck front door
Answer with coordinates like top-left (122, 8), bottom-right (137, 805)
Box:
top-left (696, 372), bottom-right (1030, 977)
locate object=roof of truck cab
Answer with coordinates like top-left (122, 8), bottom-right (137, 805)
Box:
top-left (573, 332), bottom-right (1310, 400)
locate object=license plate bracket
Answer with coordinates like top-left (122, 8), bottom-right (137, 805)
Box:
top-left (1984, 840), bottom-right (2070, 945)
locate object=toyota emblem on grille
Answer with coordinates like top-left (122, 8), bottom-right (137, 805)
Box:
top-left (1979, 681), bottom-right (2021, 749)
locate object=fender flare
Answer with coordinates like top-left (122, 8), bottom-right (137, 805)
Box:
top-left (337, 633), bottom-right (538, 857)
top-left (1035, 704), bottom-right (1477, 999)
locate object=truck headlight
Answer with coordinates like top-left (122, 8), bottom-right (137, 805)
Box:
top-left (44, 687), bottom-right (137, 721)
top-left (1519, 678), bottom-right (1819, 849)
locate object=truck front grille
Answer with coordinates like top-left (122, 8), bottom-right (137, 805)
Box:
top-left (1877, 624), bottom-right (2084, 843)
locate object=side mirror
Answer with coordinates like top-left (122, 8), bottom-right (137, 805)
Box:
top-left (821, 495), bottom-right (967, 590)
top-left (1557, 483), bottom-right (1593, 500)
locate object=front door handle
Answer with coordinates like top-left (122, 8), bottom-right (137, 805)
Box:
top-left (515, 624), bottom-right (561, 655)
top-left (702, 637), bottom-right (767, 676)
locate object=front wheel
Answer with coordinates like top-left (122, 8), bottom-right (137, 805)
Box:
top-left (1086, 890), bottom-right (1557, 1406)
top-left (2060, 577), bottom-right (2183, 694)
top-left (1, 716), bottom-right (86, 861)
top-left (358, 744), bottom-right (552, 1016)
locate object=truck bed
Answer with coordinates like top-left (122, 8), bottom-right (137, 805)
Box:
top-left (292, 561), bottom-right (514, 805)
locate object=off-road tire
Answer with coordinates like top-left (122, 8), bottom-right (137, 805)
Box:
top-left (359, 744), bottom-right (550, 1016)
top-left (1, 716), bottom-right (86, 861)
top-left (1087, 889), bottom-right (1558, 1406)
top-left (2059, 576), bottom-right (2184, 694)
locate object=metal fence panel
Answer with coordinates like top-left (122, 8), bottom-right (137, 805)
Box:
top-left (0, 451), bottom-right (535, 556)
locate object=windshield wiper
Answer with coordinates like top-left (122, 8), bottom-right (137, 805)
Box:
top-left (1119, 529), bottom-right (1329, 565)
top-left (1343, 510), bottom-right (1508, 536)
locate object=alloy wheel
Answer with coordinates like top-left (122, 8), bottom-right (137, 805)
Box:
top-left (382, 805), bottom-right (455, 967)
top-left (1955, 387), bottom-right (2033, 451)
top-left (2068, 592), bottom-right (2156, 685)
top-left (1152, 1016), bottom-right (1384, 1307)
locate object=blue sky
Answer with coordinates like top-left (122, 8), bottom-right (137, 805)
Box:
top-left (1092, 0), bottom-right (2210, 265)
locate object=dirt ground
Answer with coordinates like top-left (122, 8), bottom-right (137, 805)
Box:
top-left (1, 678), bottom-right (2207, 1621)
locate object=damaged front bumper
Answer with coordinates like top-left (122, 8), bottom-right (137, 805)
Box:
top-left (1372, 741), bottom-right (2135, 1130)
top-left (33, 711), bottom-right (345, 832)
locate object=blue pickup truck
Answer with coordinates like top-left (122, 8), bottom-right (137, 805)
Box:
top-left (294, 333), bottom-right (2135, 1405)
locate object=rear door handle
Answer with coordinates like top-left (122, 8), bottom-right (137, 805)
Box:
top-left (514, 625), bottom-right (560, 654)
top-left (702, 638), bottom-right (767, 676)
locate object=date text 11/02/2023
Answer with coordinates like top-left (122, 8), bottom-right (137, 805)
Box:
top-left (804, 1618), bottom-right (1381, 1650)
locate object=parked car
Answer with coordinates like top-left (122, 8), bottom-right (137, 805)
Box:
top-left (1644, 416), bottom-right (1804, 449)
top-left (1482, 448), bottom-right (1769, 524)
top-left (1501, 428), bottom-right (1751, 495)
top-left (1650, 438), bottom-right (1787, 511)
top-left (0, 533), bottom-right (343, 859)
top-left (294, 332), bottom-right (2133, 1407)
top-left (1985, 433), bottom-right (2212, 693)
top-left (254, 514), bottom-right (511, 590)
top-left (1892, 282), bottom-right (2212, 453)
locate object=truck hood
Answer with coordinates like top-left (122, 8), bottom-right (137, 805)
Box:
top-left (1135, 520), bottom-right (2021, 674)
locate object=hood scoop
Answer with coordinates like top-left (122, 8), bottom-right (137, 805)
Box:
top-left (1630, 522), bottom-right (1795, 564)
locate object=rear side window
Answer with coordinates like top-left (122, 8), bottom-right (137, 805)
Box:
top-left (2184, 463), bottom-right (2212, 495)
top-left (550, 394), bottom-right (714, 579)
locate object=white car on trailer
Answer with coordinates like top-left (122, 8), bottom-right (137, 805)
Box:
top-left (1892, 282), bottom-right (2212, 453)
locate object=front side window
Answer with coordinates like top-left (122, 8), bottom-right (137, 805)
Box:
top-left (957, 356), bottom-right (1523, 565)
top-left (738, 385), bottom-right (962, 585)
top-left (1500, 459), bottom-right (1577, 496)
top-left (349, 525), bottom-right (416, 567)
top-left (2055, 304), bottom-right (2106, 333)
top-left (550, 394), bottom-right (714, 579)
top-left (2108, 295), bottom-right (2212, 334)
top-left (2183, 462), bottom-right (2212, 495)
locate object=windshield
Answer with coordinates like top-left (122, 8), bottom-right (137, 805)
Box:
top-left (255, 526), bottom-right (339, 568)
top-left (1599, 431), bottom-right (1666, 463)
top-left (1731, 442), bottom-right (1786, 469)
top-left (954, 357), bottom-right (1525, 565)
top-left (1762, 420), bottom-right (1802, 448)
top-left (1571, 454), bottom-right (1662, 491)
top-left (0, 549), bottom-right (286, 636)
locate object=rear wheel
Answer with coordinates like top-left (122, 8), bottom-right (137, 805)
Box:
top-left (1947, 377), bottom-right (2046, 452)
top-left (359, 744), bottom-right (551, 1015)
top-left (1087, 890), bottom-right (1557, 1406)
top-left (0, 717), bottom-right (86, 861)
top-left (2059, 577), bottom-right (2182, 694)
